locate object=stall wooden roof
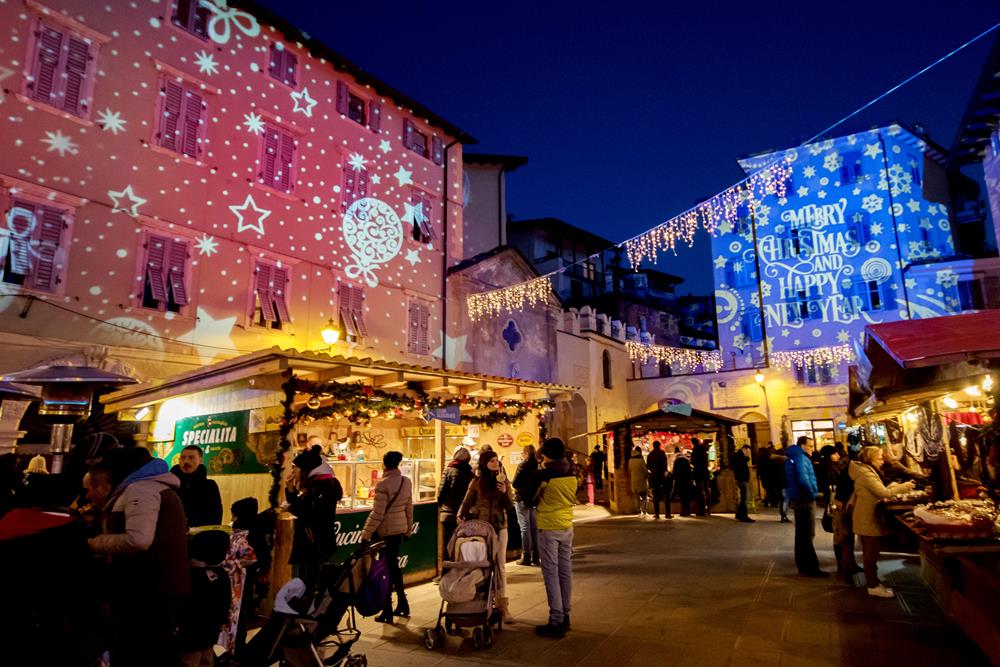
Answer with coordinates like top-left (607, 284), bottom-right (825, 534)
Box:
top-left (600, 407), bottom-right (744, 435)
top-left (101, 347), bottom-right (577, 413)
top-left (865, 311), bottom-right (1000, 369)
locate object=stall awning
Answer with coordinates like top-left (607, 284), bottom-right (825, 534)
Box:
top-left (100, 346), bottom-right (577, 413)
top-left (600, 406), bottom-right (744, 435)
top-left (866, 311), bottom-right (1000, 369)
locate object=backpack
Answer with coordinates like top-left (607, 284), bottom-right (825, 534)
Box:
top-left (354, 552), bottom-right (390, 616)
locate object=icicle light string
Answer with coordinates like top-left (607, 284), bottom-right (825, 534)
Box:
top-left (770, 344), bottom-right (854, 370)
top-left (626, 341), bottom-right (724, 373)
top-left (464, 19), bottom-right (1000, 320)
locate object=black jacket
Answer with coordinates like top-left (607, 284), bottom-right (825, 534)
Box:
top-left (691, 444), bottom-right (710, 481)
top-left (647, 449), bottom-right (667, 481)
top-left (512, 457), bottom-right (540, 504)
top-left (171, 464), bottom-right (223, 527)
top-left (672, 456), bottom-right (693, 483)
top-left (589, 450), bottom-right (606, 478)
top-left (176, 563), bottom-right (231, 651)
top-left (437, 461), bottom-right (474, 517)
top-left (287, 466), bottom-right (343, 565)
top-left (732, 451), bottom-right (751, 483)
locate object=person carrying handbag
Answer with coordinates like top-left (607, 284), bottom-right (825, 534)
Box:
top-left (361, 451), bottom-right (413, 623)
top-left (830, 453), bottom-right (863, 584)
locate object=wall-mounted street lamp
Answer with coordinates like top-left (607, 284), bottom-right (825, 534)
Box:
top-left (321, 319), bottom-right (341, 346)
top-left (754, 371), bottom-right (765, 385)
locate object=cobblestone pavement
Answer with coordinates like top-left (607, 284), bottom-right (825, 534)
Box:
top-left (344, 509), bottom-right (991, 666)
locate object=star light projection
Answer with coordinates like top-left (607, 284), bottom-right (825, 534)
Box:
top-left (229, 194), bottom-right (271, 236)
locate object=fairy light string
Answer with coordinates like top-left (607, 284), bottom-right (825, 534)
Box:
top-left (626, 341), bottom-right (724, 373)
top-left (770, 344), bottom-right (854, 370)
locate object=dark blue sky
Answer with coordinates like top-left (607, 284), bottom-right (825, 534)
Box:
top-left (258, 0), bottom-right (1000, 295)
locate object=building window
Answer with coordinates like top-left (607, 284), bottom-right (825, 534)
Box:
top-left (26, 20), bottom-right (96, 117)
top-left (658, 360), bottom-right (672, 378)
top-left (267, 43), bottom-right (297, 87)
top-left (794, 362), bottom-right (837, 386)
top-left (740, 310), bottom-right (763, 342)
top-left (839, 151), bottom-right (863, 184)
top-left (141, 234), bottom-right (189, 312)
top-left (540, 236), bottom-right (557, 260)
top-left (602, 350), bottom-right (613, 389)
top-left (848, 211), bottom-right (872, 247)
top-left (156, 79), bottom-right (206, 159)
top-left (791, 419), bottom-right (836, 448)
top-left (251, 261), bottom-right (291, 329)
top-left (785, 288), bottom-right (819, 322)
top-left (409, 191), bottom-right (433, 243)
top-left (341, 161), bottom-right (369, 210)
top-left (403, 119), bottom-right (444, 165)
top-left (582, 259), bottom-right (596, 281)
top-left (338, 284), bottom-right (368, 341)
top-left (909, 155), bottom-right (922, 187)
top-left (1, 200), bottom-right (69, 292)
top-left (918, 226), bottom-right (933, 253)
top-left (171, 0), bottom-right (209, 39)
top-left (335, 82), bottom-right (381, 131)
top-left (958, 279), bottom-right (984, 311)
top-left (782, 227), bottom-right (803, 259)
top-left (502, 320), bottom-right (523, 352)
top-left (407, 301), bottom-right (431, 355)
top-left (725, 259), bottom-right (755, 288)
top-left (848, 279), bottom-right (892, 313)
top-left (259, 124), bottom-right (296, 192)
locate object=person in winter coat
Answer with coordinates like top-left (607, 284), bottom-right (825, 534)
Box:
top-left (733, 444), bottom-right (754, 522)
top-left (828, 452), bottom-right (863, 583)
top-left (89, 447), bottom-right (190, 667)
top-left (849, 447), bottom-right (915, 598)
top-left (757, 444), bottom-right (775, 505)
top-left (172, 445), bottom-right (223, 527)
top-left (512, 444), bottom-right (541, 565)
top-left (672, 448), bottom-right (693, 516)
top-left (785, 436), bottom-right (826, 577)
top-left (691, 438), bottom-right (712, 516)
top-left (361, 450), bottom-right (413, 624)
top-left (628, 446), bottom-right (649, 515)
top-left (286, 445), bottom-right (343, 588)
top-left (589, 444), bottom-right (607, 491)
top-left (533, 438), bottom-right (577, 639)
top-left (176, 530), bottom-right (231, 667)
top-left (646, 441), bottom-right (668, 519)
top-left (459, 449), bottom-right (515, 622)
top-left (437, 447), bottom-right (474, 550)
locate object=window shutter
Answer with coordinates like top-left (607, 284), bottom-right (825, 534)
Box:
top-left (31, 206), bottom-right (65, 291)
top-left (369, 102), bottom-right (381, 132)
top-left (180, 89), bottom-right (204, 158)
top-left (419, 197), bottom-right (433, 241)
top-left (261, 126), bottom-right (279, 186)
top-left (7, 202), bottom-right (36, 276)
top-left (352, 286), bottom-right (369, 336)
top-left (338, 284), bottom-right (357, 337)
top-left (255, 263), bottom-right (276, 322)
top-left (278, 131), bottom-right (295, 191)
top-left (402, 119), bottom-right (414, 150)
top-left (408, 302), bottom-right (419, 353)
top-left (879, 280), bottom-right (895, 312)
top-left (268, 43), bottom-right (282, 80)
top-left (335, 81), bottom-right (350, 116)
top-left (62, 36), bottom-right (91, 115)
top-left (30, 25), bottom-right (64, 104)
top-left (145, 235), bottom-right (169, 302)
top-left (272, 266), bottom-right (291, 323)
top-left (355, 168), bottom-right (368, 198)
top-left (166, 239), bottom-right (189, 306)
top-left (418, 303), bottom-right (429, 354)
top-left (283, 51), bottom-right (297, 87)
top-left (175, 0), bottom-right (196, 29)
top-left (159, 81), bottom-right (184, 152)
top-left (431, 136), bottom-right (444, 165)
top-left (342, 165), bottom-right (357, 209)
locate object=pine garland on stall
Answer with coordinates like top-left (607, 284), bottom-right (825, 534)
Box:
top-left (268, 371), bottom-right (297, 509)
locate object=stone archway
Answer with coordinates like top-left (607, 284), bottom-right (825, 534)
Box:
top-left (738, 410), bottom-right (771, 454)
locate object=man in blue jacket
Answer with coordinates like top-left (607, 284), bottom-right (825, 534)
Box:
top-left (785, 436), bottom-right (827, 577)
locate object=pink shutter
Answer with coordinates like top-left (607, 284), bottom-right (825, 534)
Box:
top-left (268, 43), bottom-right (282, 79)
top-left (420, 197), bottom-right (434, 241)
top-left (180, 89), bottom-right (204, 158)
top-left (272, 266), bottom-right (291, 323)
top-left (369, 102), bottom-right (381, 132)
top-left (261, 126), bottom-right (279, 186)
top-left (62, 36), bottom-right (91, 116)
top-left (402, 119), bottom-right (414, 150)
top-left (407, 302), bottom-right (419, 353)
top-left (418, 303), bottom-right (429, 354)
top-left (356, 168), bottom-right (369, 198)
top-left (352, 286), bottom-right (368, 336)
top-left (338, 284), bottom-right (357, 336)
top-left (30, 25), bottom-right (64, 104)
top-left (283, 51), bottom-right (297, 87)
top-left (255, 263), bottom-right (275, 322)
top-left (159, 81), bottom-right (184, 151)
top-left (278, 131), bottom-right (295, 191)
top-left (145, 235), bottom-right (169, 302)
top-left (31, 206), bottom-right (65, 291)
top-left (166, 239), bottom-right (189, 306)
top-left (7, 202), bottom-right (36, 275)
top-left (342, 165), bottom-right (357, 209)
top-left (335, 81), bottom-right (350, 115)
top-left (431, 136), bottom-right (444, 165)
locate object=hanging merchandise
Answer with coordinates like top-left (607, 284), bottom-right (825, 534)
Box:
top-left (625, 341), bottom-right (723, 373)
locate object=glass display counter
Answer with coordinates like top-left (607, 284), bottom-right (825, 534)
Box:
top-left (325, 457), bottom-right (437, 511)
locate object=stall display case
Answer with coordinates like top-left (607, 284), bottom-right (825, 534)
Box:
top-left (324, 457), bottom-right (437, 511)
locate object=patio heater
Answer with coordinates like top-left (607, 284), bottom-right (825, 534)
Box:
top-left (0, 365), bottom-right (138, 473)
top-left (0, 381), bottom-right (42, 455)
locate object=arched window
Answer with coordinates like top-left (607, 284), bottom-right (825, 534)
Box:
top-left (602, 350), bottom-right (613, 389)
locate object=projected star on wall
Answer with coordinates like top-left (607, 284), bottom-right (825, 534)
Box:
top-left (229, 194), bottom-right (270, 235)
top-left (379, 139), bottom-right (392, 154)
top-left (393, 166), bottom-right (413, 187)
top-left (713, 255), bottom-right (728, 269)
top-left (433, 334), bottom-right (472, 365)
top-left (404, 248), bottom-right (421, 265)
top-left (190, 307), bottom-right (238, 365)
top-left (290, 87), bottom-right (317, 117)
top-left (42, 130), bottom-right (79, 157)
top-left (370, 174), bottom-right (381, 185)
top-left (863, 143), bottom-right (882, 160)
top-left (97, 108), bottom-right (127, 135)
top-left (401, 201), bottom-right (424, 224)
top-left (108, 185), bottom-right (147, 217)
top-left (194, 50), bottom-right (219, 75)
top-left (347, 153), bottom-right (368, 171)
top-left (194, 233), bottom-right (219, 256)
top-left (242, 112), bottom-right (265, 134)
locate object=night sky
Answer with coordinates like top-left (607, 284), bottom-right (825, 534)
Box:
top-left (256, 0), bottom-right (1000, 296)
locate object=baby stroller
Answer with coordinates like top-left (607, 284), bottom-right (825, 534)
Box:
top-left (239, 539), bottom-right (387, 667)
top-left (424, 519), bottom-right (501, 651)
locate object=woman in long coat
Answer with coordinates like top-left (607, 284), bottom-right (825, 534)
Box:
top-left (628, 447), bottom-right (649, 515)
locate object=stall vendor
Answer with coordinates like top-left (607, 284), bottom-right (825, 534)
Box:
top-left (172, 445), bottom-right (223, 527)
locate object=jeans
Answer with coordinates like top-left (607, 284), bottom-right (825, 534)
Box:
top-left (791, 501), bottom-right (820, 574)
top-left (514, 502), bottom-right (539, 561)
top-left (861, 535), bottom-right (882, 588)
top-left (379, 534), bottom-right (407, 615)
top-left (538, 528), bottom-right (573, 625)
top-left (736, 481), bottom-right (750, 519)
top-left (780, 489), bottom-right (789, 520)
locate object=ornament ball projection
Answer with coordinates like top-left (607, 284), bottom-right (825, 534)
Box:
top-left (0, 0), bottom-right (462, 367)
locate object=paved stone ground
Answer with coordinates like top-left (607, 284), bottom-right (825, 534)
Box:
top-left (344, 509), bottom-right (991, 666)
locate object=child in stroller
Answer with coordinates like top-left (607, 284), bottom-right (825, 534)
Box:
top-left (238, 539), bottom-right (387, 667)
top-left (424, 519), bottom-right (502, 651)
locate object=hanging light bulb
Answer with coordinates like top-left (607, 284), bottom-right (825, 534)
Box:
top-left (942, 396), bottom-right (959, 409)
top-left (983, 374), bottom-right (994, 392)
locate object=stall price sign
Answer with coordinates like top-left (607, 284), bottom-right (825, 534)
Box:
top-left (497, 433), bottom-right (514, 448)
top-left (166, 410), bottom-right (268, 475)
top-left (516, 432), bottom-right (535, 447)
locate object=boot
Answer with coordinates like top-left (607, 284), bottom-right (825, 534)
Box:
top-left (393, 597), bottom-right (410, 617)
top-left (499, 597), bottom-right (515, 623)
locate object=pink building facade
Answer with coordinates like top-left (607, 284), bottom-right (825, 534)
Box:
top-left (0, 0), bottom-right (469, 379)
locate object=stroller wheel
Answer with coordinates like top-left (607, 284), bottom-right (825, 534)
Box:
top-left (423, 628), bottom-right (439, 651)
top-left (483, 624), bottom-right (494, 649)
top-left (344, 656), bottom-right (368, 667)
top-left (472, 626), bottom-right (484, 650)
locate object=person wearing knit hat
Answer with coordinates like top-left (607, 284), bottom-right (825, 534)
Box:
top-left (437, 447), bottom-right (474, 549)
top-left (286, 445), bottom-right (343, 587)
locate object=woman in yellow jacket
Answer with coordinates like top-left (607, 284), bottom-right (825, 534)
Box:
top-left (848, 446), bottom-right (914, 598)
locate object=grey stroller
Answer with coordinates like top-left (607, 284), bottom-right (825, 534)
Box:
top-left (423, 519), bottom-right (502, 651)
